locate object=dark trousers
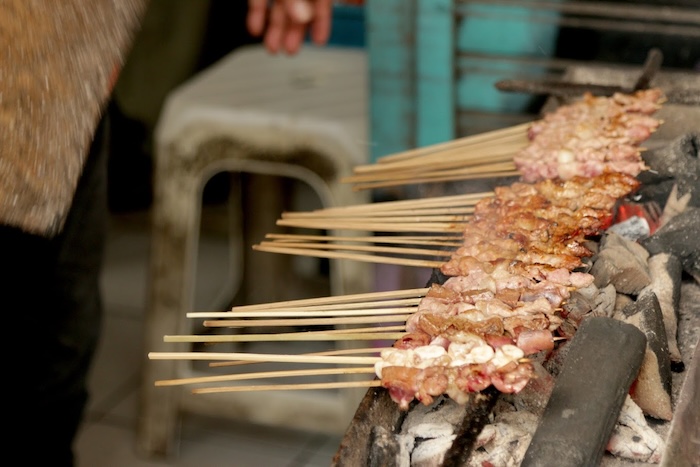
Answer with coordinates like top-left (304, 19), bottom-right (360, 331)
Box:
top-left (6, 117), bottom-right (108, 466)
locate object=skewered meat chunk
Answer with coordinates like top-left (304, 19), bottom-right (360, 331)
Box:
top-left (515, 89), bottom-right (663, 182)
top-left (379, 170), bottom-right (642, 409)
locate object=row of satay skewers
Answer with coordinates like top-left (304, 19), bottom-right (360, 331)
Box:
top-left (149, 88), bottom-right (665, 401)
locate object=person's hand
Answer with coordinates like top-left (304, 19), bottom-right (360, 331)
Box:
top-left (247, 0), bottom-right (332, 55)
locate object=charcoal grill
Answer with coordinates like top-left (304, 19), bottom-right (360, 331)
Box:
top-left (332, 55), bottom-right (700, 466)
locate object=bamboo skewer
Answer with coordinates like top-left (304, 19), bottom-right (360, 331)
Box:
top-left (369, 122), bottom-right (530, 165)
top-left (209, 346), bottom-right (391, 368)
top-left (252, 244), bottom-right (446, 268)
top-left (188, 305), bottom-right (419, 319)
top-left (148, 352), bottom-right (382, 365)
top-left (352, 170), bottom-right (521, 191)
top-left (162, 329), bottom-right (406, 344)
top-left (266, 234), bottom-right (463, 247)
top-left (283, 192), bottom-right (491, 214)
top-left (192, 380), bottom-right (382, 394)
top-left (281, 206), bottom-right (477, 218)
top-left (228, 287), bottom-right (430, 311)
top-left (256, 241), bottom-right (453, 258)
top-left (274, 219), bottom-right (466, 232)
top-left (345, 154), bottom-right (518, 181)
top-left (202, 314), bottom-right (412, 328)
top-left (155, 366), bottom-right (378, 387)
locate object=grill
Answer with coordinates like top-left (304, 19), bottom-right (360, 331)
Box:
top-left (332, 58), bottom-right (700, 466)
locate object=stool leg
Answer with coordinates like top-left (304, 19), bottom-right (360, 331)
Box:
top-left (137, 172), bottom-right (201, 458)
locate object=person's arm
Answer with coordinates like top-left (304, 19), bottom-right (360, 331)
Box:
top-left (247, 0), bottom-right (332, 55)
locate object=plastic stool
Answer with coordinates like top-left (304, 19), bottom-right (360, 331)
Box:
top-left (138, 45), bottom-right (372, 458)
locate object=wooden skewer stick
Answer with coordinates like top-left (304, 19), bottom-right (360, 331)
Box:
top-left (346, 157), bottom-right (518, 182)
top-left (188, 305), bottom-right (419, 319)
top-left (162, 330), bottom-right (406, 343)
top-left (209, 346), bottom-right (391, 368)
top-left (281, 206), bottom-right (476, 218)
top-left (148, 352), bottom-right (382, 365)
top-left (256, 241), bottom-right (453, 258)
top-left (286, 192), bottom-right (490, 214)
top-left (352, 170), bottom-right (521, 191)
top-left (279, 214), bottom-right (470, 223)
top-left (274, 219), bottom-right (466, 232)
top-left (252, 244), bottom-right (446, 268)
top-left (225, 287), bottom-right (429, 311)
top-left (192, 380), bottom-right (383, 394)
top-left (266, 233), bottom-right (463, 247)
top-left (369, 122), bottom-right (530, 165)
top-left (349, 143), bottom-right (522, 178)
top-left (202, 314), bottom-right (412, 328)
top-left (155, 366), bottom-right (378, 387)
top-left (346, 161), bottom-right (518, 185)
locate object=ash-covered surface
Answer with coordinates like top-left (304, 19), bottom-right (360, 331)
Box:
top-left (0, 0), bottom-right (147, 236)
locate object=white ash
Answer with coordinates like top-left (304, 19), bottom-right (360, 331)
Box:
top-left (605, 396), bottom-right (665, 464)
top-left (467, 410), bottom-right (538, 467)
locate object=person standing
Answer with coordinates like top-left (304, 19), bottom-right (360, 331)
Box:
top-left (6, 1), bottom-right (333, 465)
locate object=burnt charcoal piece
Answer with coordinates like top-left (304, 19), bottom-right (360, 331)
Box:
top-left (333, 387), bottom-right (408, 466)
top-left (368, 426), bottom-right (403, 467)
top-left (645, 253), bottom-right (684, 371)
top-left (521, 317), bottom-right (646, 467)
top-left (638, 132), bottom-right (700, 208)
top-left (590, 232), bottom-right (651, 295)
top-left (441, 386), bottom-right (500, 467)
top-left (617, 289), bottom-right (674, 420)
top-left (641, 207), bottom-right (700, 280)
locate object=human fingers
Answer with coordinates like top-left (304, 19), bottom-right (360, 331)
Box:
top-left (310, 0), bottom-right (332, 45)
top-left (246, 0), bottom-right (268, 37)
top-left (264, 1), bottom-right (288, 54)
top-left (283, 21), bottom-right (307, 55)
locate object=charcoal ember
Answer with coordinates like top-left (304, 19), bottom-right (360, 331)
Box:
top-left (638, 132), bottom-right (700, 207)
top-left (641, 207), bottom-right (700, 281)
top-left (521, 317), bottom-right (647, 467)
top-left (590, 232), bottom-right (651, 294)
top-left (616, 288), bottom-right (674, 420)
top-left (643, 253), bottom-right (684, 370)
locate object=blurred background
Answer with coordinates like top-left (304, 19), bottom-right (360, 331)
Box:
top-left (80, 1), bottom-right (698, 466)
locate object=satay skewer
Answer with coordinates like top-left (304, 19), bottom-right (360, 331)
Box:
top-left (273, 220), bottom-right (465, 232)
top-left (148, 352), bottom-right (382, 365)
top-left (209, 346), bottom-right (391, 368)
top-left (296, 192), bottom-right (490, 213)
top-left (256, 241), bottom-right (452, 258)
top-left (162, 328), bottom-right (406, 344)
top-left (155, 366), bottom-right (378, 387)
top-left (266, 234), bottom-right (463, 247)
top-left (251, 245), bottom-right (446, 268)
top-left (368, 122), bottom-right (530, 165)
top-left (352, 170), bottom-right (521, 191)
top-left (345, 158), bottom-right (518, 182)
top-left (192, 380), bottom-right (383, 394)
top-left (188, 305), bottom-right (420, 319)
top-left (281, 206), bottom-right (477, 218)
top-left (201, 314), bottom-right (412, 328)
top-left (225, 287), bottom-right (430, 311)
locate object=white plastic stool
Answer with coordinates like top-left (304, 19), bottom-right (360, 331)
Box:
top-left (138, 45), bottom-right (372, 458)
